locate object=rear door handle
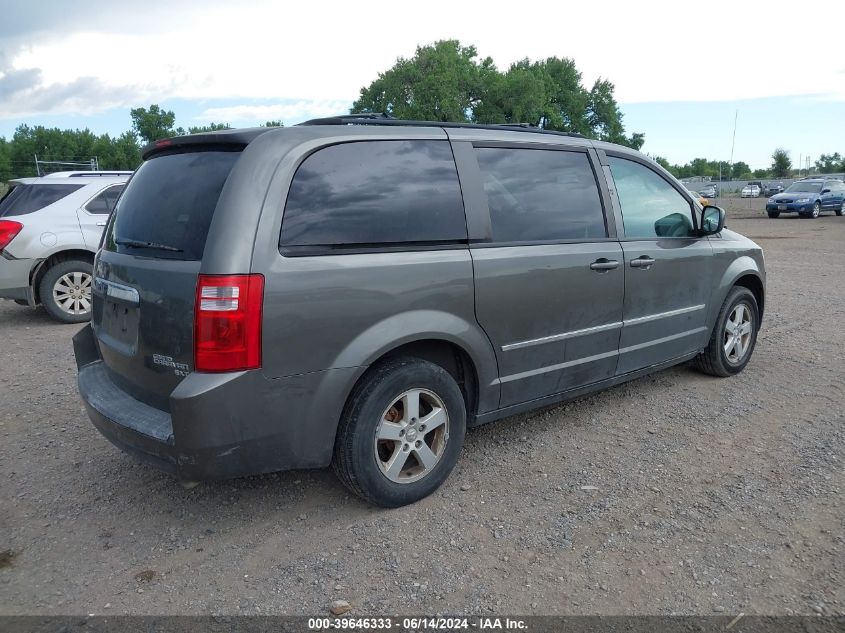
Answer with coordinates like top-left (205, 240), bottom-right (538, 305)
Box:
top-left (589, 258), bottom-right (620, 272)
top-left (630, 256), bottom-right (656, 269)
top-left (96, 222), bottom-right (107, 227)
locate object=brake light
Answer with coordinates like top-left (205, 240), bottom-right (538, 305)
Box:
top-left (194, 274), bottom-right (264, 372)
top-left (0, 220), bottom-right (23, 251)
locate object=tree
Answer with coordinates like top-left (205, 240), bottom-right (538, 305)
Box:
top-left (752, 168), bottom-right (769, 179)
top-left (771, 148), bottom-right (792, 178)
top-left (0, 138), bottom-right (11, 183)
top-left (731, 161), bottom-right (751, 179)
top-left (653, 156), bottom-right (675, 174)
top-left (186, 122), bottom-right (231, 134)
top-left (264, 120), bottom-right (283, 127)
top-left (353, 40), bottom-right (644, 148)
top-left (815, 152), bottom-right (843, 173)
top-left (130, 105), bottom-right (177, 144)
top-left (353, 40), bottom-right (483, 122)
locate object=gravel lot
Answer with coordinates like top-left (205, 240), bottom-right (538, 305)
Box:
top-left (1, 204), bottom-right (843, 617)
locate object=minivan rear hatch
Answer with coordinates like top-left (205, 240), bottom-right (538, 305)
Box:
top-left (93, 146), bottom-right (243, 410)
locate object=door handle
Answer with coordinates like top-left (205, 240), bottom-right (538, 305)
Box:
top-left (589, 258), bottom-right (620, 272)
top-left (96, 222), bottom-right (107, 227)
top-left (630, 256), bottom-right (655, 269)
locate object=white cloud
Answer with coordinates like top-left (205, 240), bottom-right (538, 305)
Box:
top-left (195, 100), bottom-right (354, 124)
top-left (2, 0), bottom-right (844, 122)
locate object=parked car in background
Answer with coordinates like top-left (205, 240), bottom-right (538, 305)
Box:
top-left (74, 117), bottom-right (766, 507)
top-left (0, 171), bottom-right (131, 322)
top-left (764, 182), bottom-right (784, 197)
top-left (700, 184), bottom-right (718, 198)
top-left (687, 190), bottom-right (710, 206)
top-left (765, 178), bottom-right (845, 218)
top-left (741, 184), bottom-right (762, 198)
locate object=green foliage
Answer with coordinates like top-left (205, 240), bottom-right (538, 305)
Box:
top-left (130, 104), bottom-right (178, 144)
top-left (4, 124), bottom-right (141, 178)
top-left (815, 152), bottom-right (843, 173)
top-left (0, 138), bottom-right (11, 183)
top-left (264, 120), bottom-right (284, 127)
top-left (186, 122), bottom-right (232, 134)
top-left (752, 168), bottom-right (770, 179)
top-left (731, 161), bottom-right (751, 179)
top-left (353, 40), bottom-right (644, 147)
top-left (771, 148), bottom-right (792, 178)
top-left (653, 156), bottom-right (675, 174)
top-left (354, 40), bottom-right (483, 122)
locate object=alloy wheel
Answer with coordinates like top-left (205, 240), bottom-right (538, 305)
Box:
top-left (374, 388), bottom-right (449, 484)
top-left (723, 302), bottom-right (753, 365)
top-left (52, 271), bottom-right (93, 315)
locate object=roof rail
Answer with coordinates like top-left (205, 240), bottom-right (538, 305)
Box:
top-left (67, 171), bottom-right (133, 177)
top-left (44, 171), bottom-right (133, 178)
top-left (297, 113), bottom-right (586, 139)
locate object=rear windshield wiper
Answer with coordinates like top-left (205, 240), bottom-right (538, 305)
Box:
top-left (115, 237), bottom-right (183, 252)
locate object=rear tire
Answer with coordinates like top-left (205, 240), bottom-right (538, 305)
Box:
top-left (767, 211), bottom-right (780, 218)
top-left (39, 259), bottom-right (94, 324)
top-left (333, 357), bottom-right (466, 507)
top-left (695, 286), bottom-right (759, 377)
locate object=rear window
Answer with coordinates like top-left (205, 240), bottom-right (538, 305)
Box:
top-left (279, 140), bottom-right (466, 254)
top-left (0, 184), bottom-right (85, 217)
top-left (105, 150), bottom-right (240, 260)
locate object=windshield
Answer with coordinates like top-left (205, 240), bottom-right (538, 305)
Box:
top-left (0, 183), bottom-right (85, 217)
top-left (786, 182), bottom-right (822, 193)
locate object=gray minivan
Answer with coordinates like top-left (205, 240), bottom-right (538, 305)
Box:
top-left (74, 116), bottom-right (765, 507)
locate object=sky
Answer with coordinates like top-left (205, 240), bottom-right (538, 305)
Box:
top-left (1, 0), bottom-right (843, 170)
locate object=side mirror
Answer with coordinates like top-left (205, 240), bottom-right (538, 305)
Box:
top-left (821, 188), bottom-right (831, 194)
top-left (701, 206), bottom-right (725, 235)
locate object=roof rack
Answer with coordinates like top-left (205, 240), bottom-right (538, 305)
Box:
top-left (298, 113), bottom-right (586, 139)
top-left (44, 171), bottom-right (133, 178)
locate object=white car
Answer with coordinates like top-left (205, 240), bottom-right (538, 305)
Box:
top-left (741, 184), bottom-right (761, 198)
top-left (0, 171), bottom-right (132, 322)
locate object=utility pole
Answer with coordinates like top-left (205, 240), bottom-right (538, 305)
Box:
top-left (726, 109), bottom-right (738, 198)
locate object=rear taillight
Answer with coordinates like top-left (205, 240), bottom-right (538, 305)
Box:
top-left (0, 220), bottom-right (23, 251)
top-left (194, 274), bottom-right (264, 373)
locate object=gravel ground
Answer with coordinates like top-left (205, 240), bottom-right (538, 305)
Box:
top-left (1, 205), bottom-right (843, 617)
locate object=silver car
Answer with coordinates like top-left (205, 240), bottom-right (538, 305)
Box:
top-left (0, 171), bottom-right (131, 322)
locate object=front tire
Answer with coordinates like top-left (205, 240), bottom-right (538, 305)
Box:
top-left (767, 211), bottom-right (780, 218)
top-left (836, 200), bottom-right (844, 217)
top-left (39, 259), bottom-right (94, 323)
top-left (809, 201), bottom-right (821, 218)
top-left (695, 286), bottom-right (759, 377)
top-left (333, 357), bottom-right (467, 507)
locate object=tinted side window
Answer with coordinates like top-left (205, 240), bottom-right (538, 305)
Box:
top-left (84, 185), bottom-right (124, 215)
top-left (608, 157), bottom-right (695, 239)
top-left (474, 147), bottom-right (606, 242)
top-left (105, 150), bottom-right (240, 261)
top-left (280, 141), bottom-right (466, 251)
top-left (0, 184), bottom-right (85, 217)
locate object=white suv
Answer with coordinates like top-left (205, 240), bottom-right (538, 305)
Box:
top-left (0, 171), bottom-right (132, 323)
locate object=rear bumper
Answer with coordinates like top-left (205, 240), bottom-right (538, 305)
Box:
top-left (73, 324), bottom-right (359, 481)
top-left (0, 256), bottom-right (35, 303)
